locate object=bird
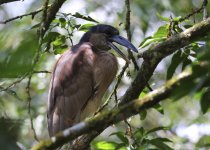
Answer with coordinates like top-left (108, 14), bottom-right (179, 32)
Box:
top-left (47, 24), bottom-right (138, 137)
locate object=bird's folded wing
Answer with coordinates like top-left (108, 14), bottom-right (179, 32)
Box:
top-left (47, 44), bottom-right (95, 136)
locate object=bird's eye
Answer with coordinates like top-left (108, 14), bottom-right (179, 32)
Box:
top-left (107, 33), bottom-right (112, 37)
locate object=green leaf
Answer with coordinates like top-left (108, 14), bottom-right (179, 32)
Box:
top-left (196, 135), bottom-right (210, 148)
top-left (182, 57), bottom-right (192, 71)
top-left (0, 32), bottom-right (38, 78)
top-left (156, 13), bottom-right (170, 21)
top-left (200, 88), bottom-right (210, 114)
top-left (149, 138), bottom-right (173, 150)
top-left (171, 77), bottom-right (196, 100)
top-left (146, 126), bottom-right (169, 135)
top-left (59, 18), bottom-right (67, 28)
top-left (53, 45), bottom-right (68, 54)
top-left (52, 35), bottom-right (66, 46)
top-left (139, 25), bottom-right (168, 48)
top-left (153, 103), bottom-right (164, 114)
top-left (72, 12), bottom-right (99, 23)
top-left (93, 141), bottom-right (118, 150)
top-left (172, 16), bottom-right (182, 21)
top-left (139, 110), bottom-right (147, 120)
top-left (167, 51), bottom-right (182, 80)
top-left (110, 132), bottom-right (129, 145)
top-left (79, 23), bottom-right (95, 32)
top-left (134, 127), bottom-right (145, 140)
top-left (153, 25), bottom-right (168, 38)
top-left (43, 32), bottom-right (61, 44)
top-left (92, 141), bottom-right (126, 150)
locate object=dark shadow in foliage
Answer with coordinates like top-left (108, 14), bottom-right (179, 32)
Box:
top-left (0, 117), bottom-right (21, 150)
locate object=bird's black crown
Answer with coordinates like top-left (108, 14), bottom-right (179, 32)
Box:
top-left (79, 24), bottom-right (119, 43)
top-left (89, 24), bottom-right (119, 35)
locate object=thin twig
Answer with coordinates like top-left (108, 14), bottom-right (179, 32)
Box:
top-left (0, 74), bottom-right (28, 92)
top-left (177, 0), bottom-right (208, 23)
top-left (124, 119), bottom-right (133, 136)
top-left (33, 70), bottom-right (51, 74)
top-left (0, 86), bottom-right (23, 101)
top-left (39, 0), bottom-right (67, 37)
top-left (0, 7), bottom-right (44, 24)
top-left (26, 76), bottom-right (39, 142)
top-left (125, 0), bottom-right (139, 71)
top-left (39, 0), bottom-right (50, 39)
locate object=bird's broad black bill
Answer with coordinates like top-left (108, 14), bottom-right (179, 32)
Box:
top-left (108, 35), bottom-right (138, 63)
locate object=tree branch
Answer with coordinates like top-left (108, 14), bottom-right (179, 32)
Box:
top-left (39, 0), bottom-right (67, 38)
top-left (125, 0), bottom-right (139, 70)
top-left (31, 69), bottom-right (192, 150)
top-left (120, 17), bottom-right (210, 105)
top-left (0, 7), bottom-right (44, 24)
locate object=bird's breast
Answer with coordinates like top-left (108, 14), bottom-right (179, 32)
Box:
top-left (93, 51), bottom-right (118, 93)
top-left (79, 51), bottom-right (118, 120)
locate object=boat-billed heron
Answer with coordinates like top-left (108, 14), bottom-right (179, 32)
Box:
top-left (47, 24), bottom-right (138, 136)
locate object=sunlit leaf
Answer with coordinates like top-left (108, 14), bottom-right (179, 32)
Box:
top-left (93, 141), bottom-right (118, 150)
top-left (156, 13), bottom-right (170, 21)
top-left (79, 23), bottom-right (95, 32)
top-left (53, 45), bottom-right (68, 54)
top-left (139, 25), bottom-right (168, 48)
top-left (92, 141), bottom-right (126, 150)
top-left (153, 25), bottom-right (168, 38)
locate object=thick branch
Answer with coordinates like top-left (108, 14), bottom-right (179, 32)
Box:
top-left (31, 69), bottom-right (192, 150)
top-left (0, 0), bottom-right (20, 5)
top-left (39, 0), bottom-right (67, 38)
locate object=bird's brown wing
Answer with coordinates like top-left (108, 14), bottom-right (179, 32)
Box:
top-left (47, 44), bottom-right (95, 136)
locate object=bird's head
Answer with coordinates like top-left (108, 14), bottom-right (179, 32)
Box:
top-left (79, 24), bottom-right (138, 63)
